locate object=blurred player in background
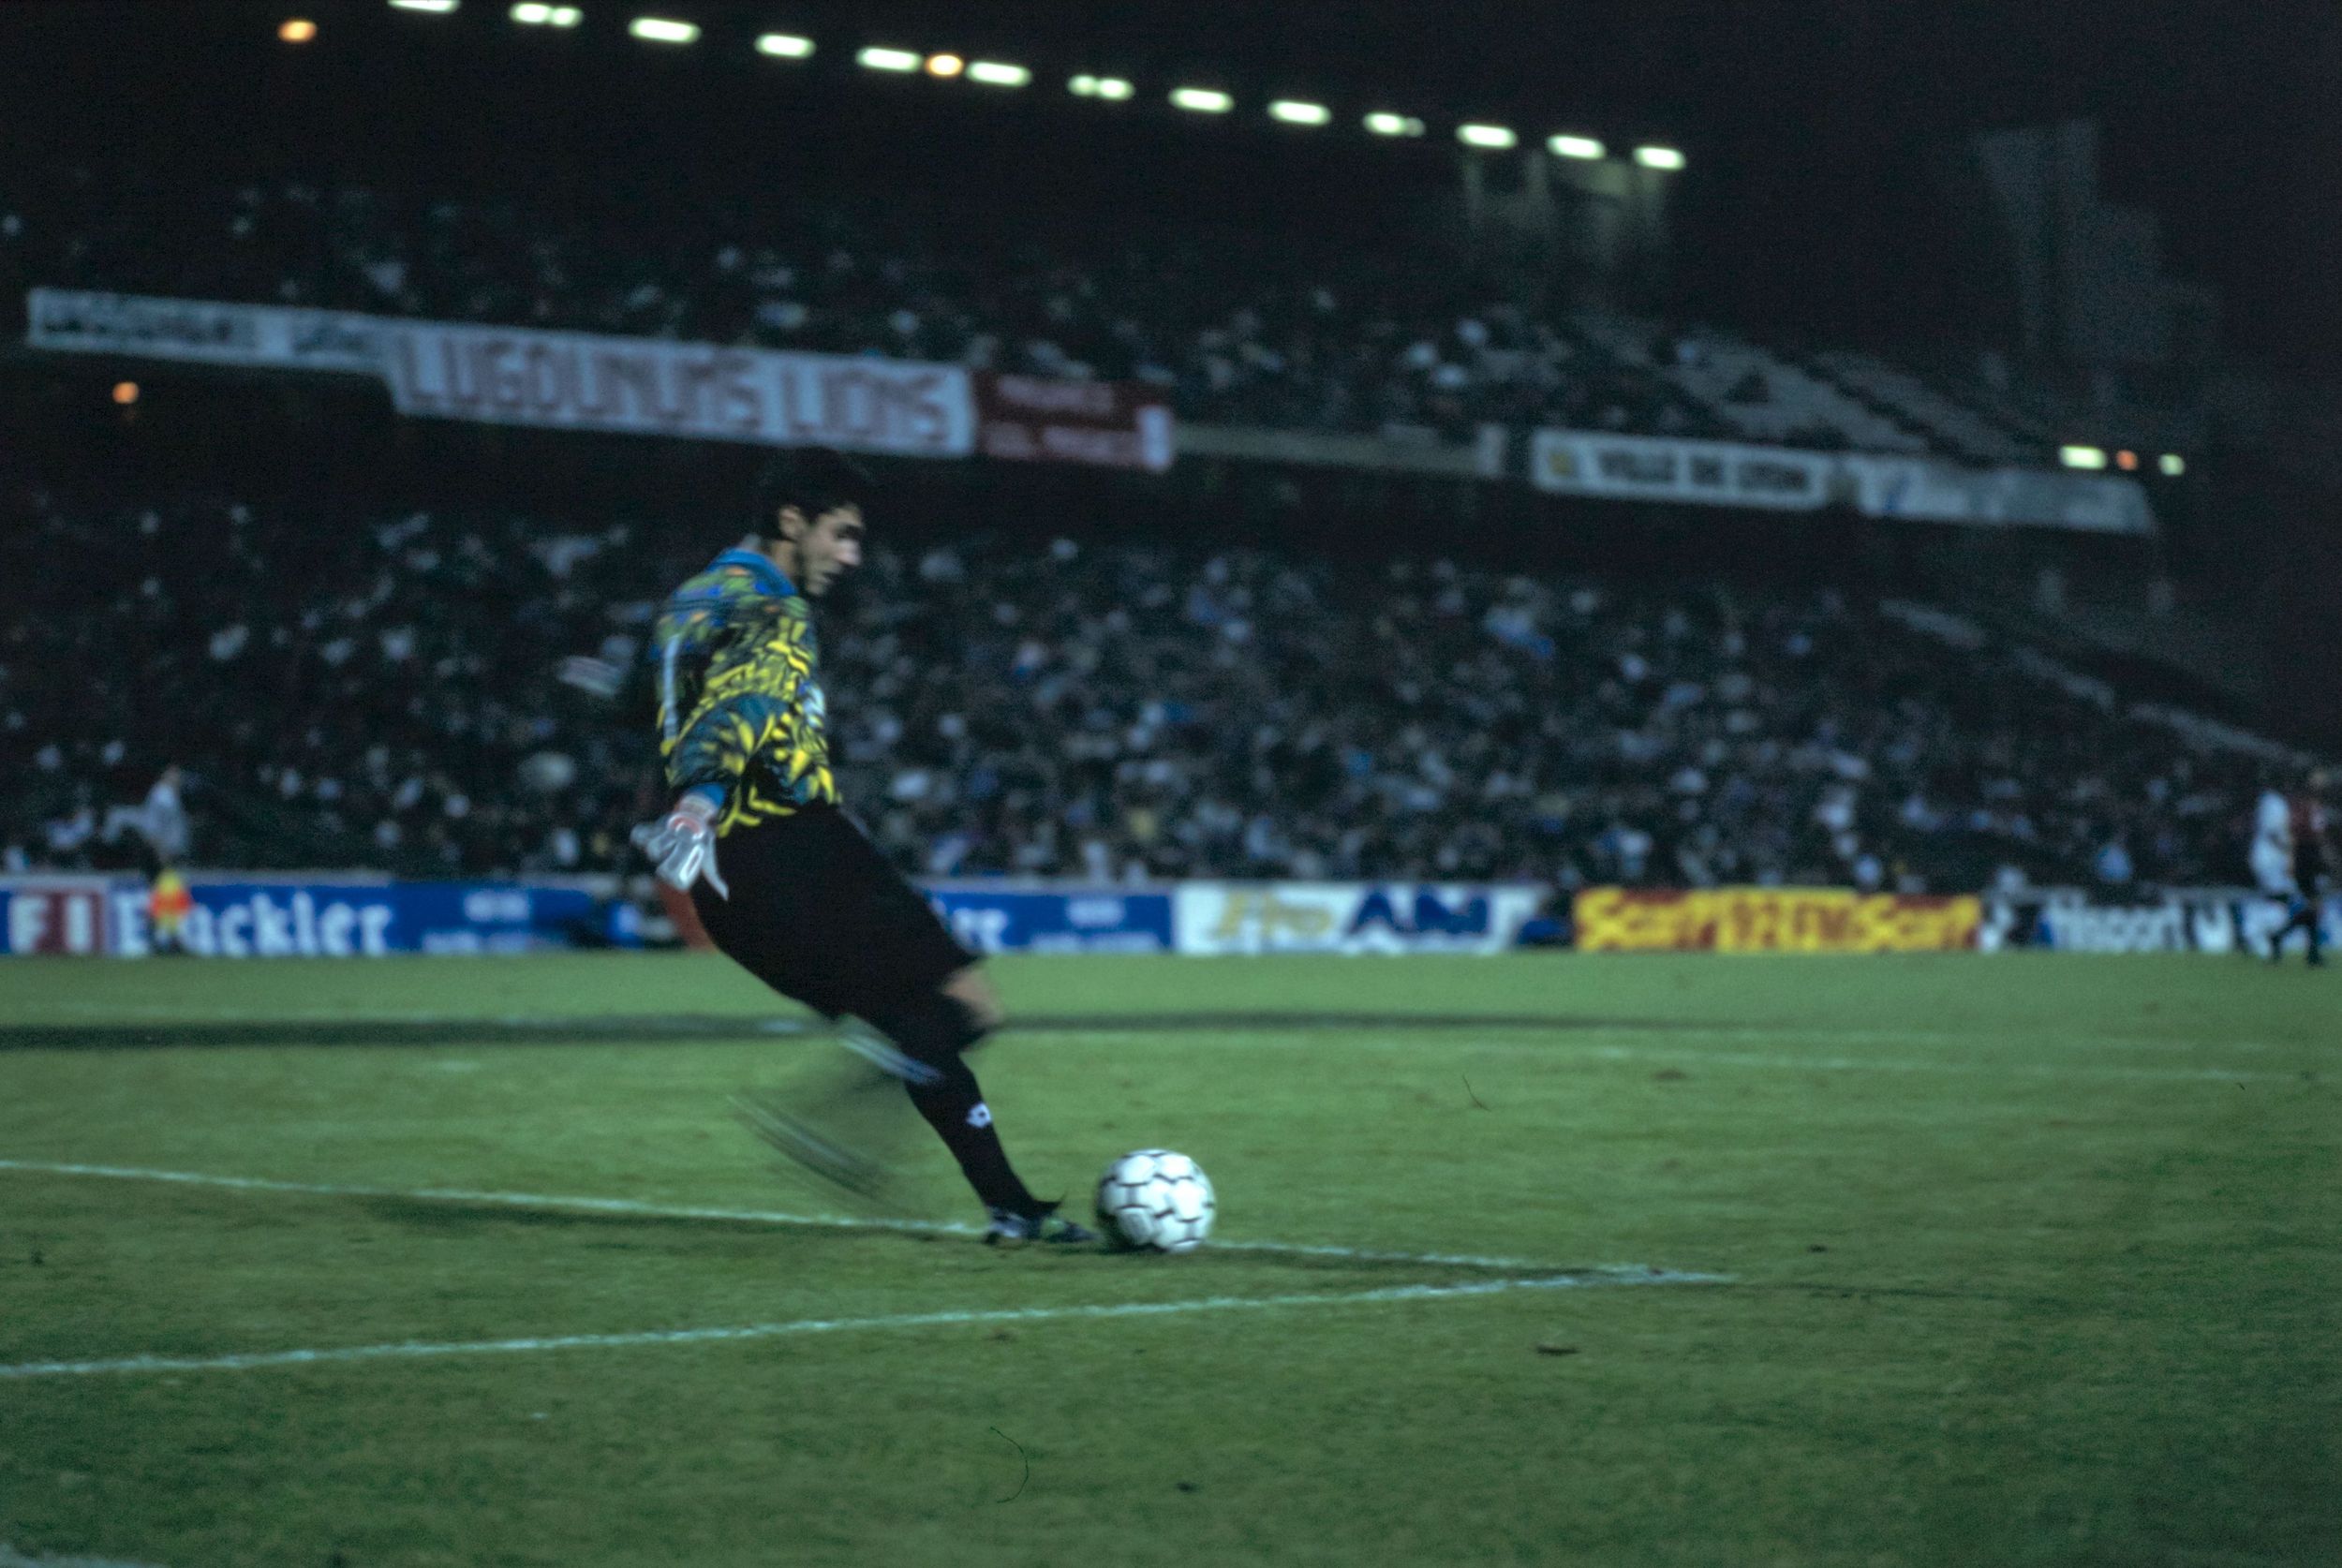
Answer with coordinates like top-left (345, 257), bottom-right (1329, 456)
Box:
top-left (630, 451), bottom-right (1096, 1245)
top-left (147, 865), bottom-right (193, 955)
top-left (2252, 770), bottom-right (2331, 965)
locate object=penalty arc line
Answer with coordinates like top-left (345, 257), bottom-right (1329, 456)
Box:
top-left (0, 1269), bottom-right (1727, 1382)
top-left (1034, 1032), bottom-right (2319, 1085)
top-left (0, 1158), bottom-right (1623, 1274)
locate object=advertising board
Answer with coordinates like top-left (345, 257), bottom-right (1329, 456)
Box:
top-left (1572, 887), bottom-right (1983, 953)
top-left (925, 888), bottom-right (1175, 954)
top-left (1174, 883), bottom-right (1544, 955)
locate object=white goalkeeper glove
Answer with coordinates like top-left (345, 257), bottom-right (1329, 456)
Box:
top-left (631, 792), bottom-right (728, 899)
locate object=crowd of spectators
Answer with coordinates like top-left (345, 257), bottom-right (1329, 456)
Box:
top-left (1, 166), bottom-right (1723, 443)
top-left (1, 484), bottom-right (2283, 895)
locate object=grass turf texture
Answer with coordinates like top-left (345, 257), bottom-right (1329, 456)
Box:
top-left (0, 954), bottom-right (2334, 1568)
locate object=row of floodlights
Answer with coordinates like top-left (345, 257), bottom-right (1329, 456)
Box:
top-left (374, 1), bottom-right (1685, 167)
top-left (2061, 445), bottom-right (2186, 476)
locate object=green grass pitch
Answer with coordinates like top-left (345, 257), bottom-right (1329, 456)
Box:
top-left (0, 953), bottom-right (2335, 1567)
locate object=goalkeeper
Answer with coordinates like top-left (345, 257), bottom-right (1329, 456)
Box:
top-left (633, 451), bottom-right (1092, 1245)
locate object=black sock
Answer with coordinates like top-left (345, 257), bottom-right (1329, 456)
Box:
top-left (904, 1057), bottom-right (1042, 1217)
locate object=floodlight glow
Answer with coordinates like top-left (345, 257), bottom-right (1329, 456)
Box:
top-left (389, 0), bottom-right (459, 12)
top-left (755, 33), bottom-right (812, 58)
top-left (279, 17), bottom-right (318, 41)
top-left (925, 52), bottom-right (964, 77)
top-left (111, 381), bottom-right (140, 407)
top-left (1268, 99), bottom-right (1330, 126)
top-left (1635, 144), bottom-right (1686, 170)
top-left (1549, 133), bottom-right (1605, 159)
top-left (1171, 87), bottom-right (1234, 113)
top-left (1363, 111), bottom-right (1425, 138)
top-left (1457, 124), bottom-right (1516, 149)
top-left (2158, 453), bottom-right (2186, 476)
top-left (2115, 449), bottom-right (2140, 471)
top-left (2059, 444), bottom-right (2108, 469)
top-left (629, 16), bottom-right (697, 43)
top-left (857, 46), bottom-right (921, 71)
top-left (511, 3), bottom-right (579, 24)
top-left (967, 60), bottom-right (1030, 86)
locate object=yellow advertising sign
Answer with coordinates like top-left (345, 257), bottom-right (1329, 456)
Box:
top-left (1572, 888), bottom-right (1981, 953)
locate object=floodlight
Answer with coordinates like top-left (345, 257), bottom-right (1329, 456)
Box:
top-left (925, 52), bottom-right (964, 77)
top-left (857, 46), bottom-right (921, 71)
top-left (1268, 100), bottom-right (1330, 126)
top-left (2115, 449), bottom-right (2139, 471)
top-left (279, 17), bottom-right (318, 41)
top-left (389, 0), bottom-right (459, 12)
top-left (1635, 144), bottom-right (1686, 170)
top-left (1549, 134), bottom-right (1605, 160)
top-left (2158, 453), bottom-right (2186, 476)
top-left (1171, 87), bottom-right (1234, 113)
top-left (112, 381), bottom-right (141, 407)
top-left (755, 33), bottom-right (812, 58)
top-left (2059, 444), bottom-right (2108, 469)
top-left (1457, 124), bottom-right (1516, 149)
top-left (629, 17), bottom-right (697, 44)
top-left (1363, 111), bottom-right (1425, 138)
top-left (967, 61), bottom-right (1030, 87)
top-left (511, 3), bottom-right (579, 24)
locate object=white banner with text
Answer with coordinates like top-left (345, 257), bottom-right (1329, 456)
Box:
top-left (28, 289), bottom-right (974, 459)
top-left (380, 320), bottom-right (972, 458)
top-left (25, 288), bottom-right (381, 374)
top-left (1531, 428), bottom-right (2152, 534)
top-left (1530, 429), bottom-right (1838, 510)
top-left (1174, 882), bottom-right (1545, 955)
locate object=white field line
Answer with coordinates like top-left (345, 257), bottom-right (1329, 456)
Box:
top-left (0, 1159), bottom-right (1600, 1274)
top-left (9, 1005), bottom-right (2320, 1058)
top-left (0, 1546), bottom-right (170, 1568)
top-left (0, 1267), bottom-right (1722, 1382)
top-left (1033, 1031), bottom-right (2317, 1084)
top-left (13, 1015), bottom-right (815, 1039)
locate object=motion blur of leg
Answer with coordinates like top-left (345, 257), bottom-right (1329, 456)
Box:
top-left (735, 973), bottom-right (1093, 1241)
top-left (731, 1050), bottom-right (907, 1206)
top-left (859, 975), bottom-right (1046, 1220)
top-left (694, 809), bottom-right (1091, 1240)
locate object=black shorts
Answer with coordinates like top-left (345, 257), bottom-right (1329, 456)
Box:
top-left (689, 805), bottom-right (974, 1020)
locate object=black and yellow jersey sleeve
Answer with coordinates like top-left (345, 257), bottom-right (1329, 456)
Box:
top-left (654, 552), bottom-right (839, 833)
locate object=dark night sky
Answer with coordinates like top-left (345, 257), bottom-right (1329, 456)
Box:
top-left (4, 0), bottom-right (2335, 367)
top-left (705, 0), bottom-right (2342, 364)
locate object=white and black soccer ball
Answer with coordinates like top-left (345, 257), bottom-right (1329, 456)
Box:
top-left (1094, 1149), bottom-right (1216, 1253)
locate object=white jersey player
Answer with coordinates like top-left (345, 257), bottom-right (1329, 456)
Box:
top-left (2249, 788), bottom-right (2295, 897)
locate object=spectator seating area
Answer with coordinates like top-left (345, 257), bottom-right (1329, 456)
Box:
top-left (2, 167), bottom-right (2059, 460)
top-left (1809, 349), bottom-right (2037, 465)
top-left (1, 484), bottom-right (2284, 894)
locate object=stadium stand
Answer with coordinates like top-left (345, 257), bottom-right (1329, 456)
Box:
top-left (0, 155), bottom-right (2287, 899)
top-left (1808, 348), bottom-right (2038, 465)
top-left (0, 481), bottom-right (2285, 895)
top-left (2, 167), bottom-right (2035, 455)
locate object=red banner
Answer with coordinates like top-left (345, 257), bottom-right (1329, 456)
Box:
top-left (976, 374), bottom-right (1174, 472)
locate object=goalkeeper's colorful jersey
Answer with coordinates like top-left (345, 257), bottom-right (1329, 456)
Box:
top-left (653, 547), bottom-right (838, 834)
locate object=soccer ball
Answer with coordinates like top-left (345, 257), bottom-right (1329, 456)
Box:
top-left (1094, 1149), bottom-right (1216, 1253)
